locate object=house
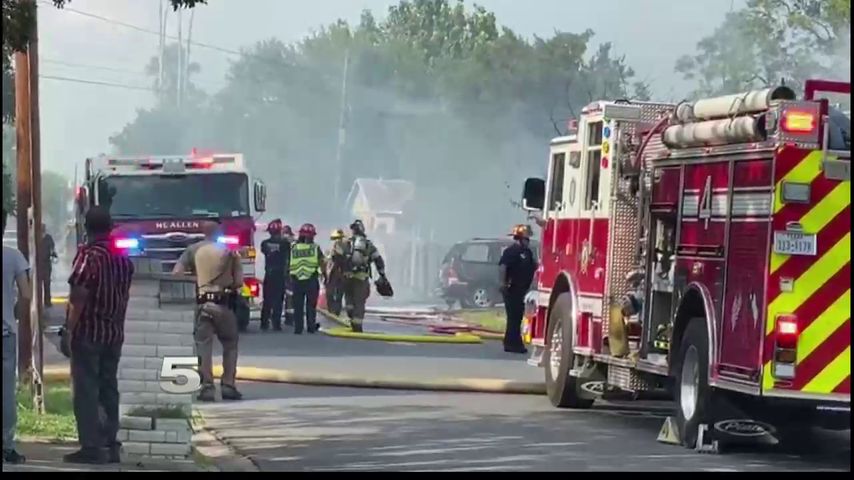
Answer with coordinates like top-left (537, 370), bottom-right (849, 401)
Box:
top-left (345, 178), bottom-right (415, 236)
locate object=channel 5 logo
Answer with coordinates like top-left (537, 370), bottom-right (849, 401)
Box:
top-left (159, 357), bottom-right (202, 394)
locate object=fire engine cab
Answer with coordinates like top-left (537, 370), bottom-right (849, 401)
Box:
top-left (521, 79), bottom-right (850, 449)
top-left (75, 150), bottom-right (267, 329)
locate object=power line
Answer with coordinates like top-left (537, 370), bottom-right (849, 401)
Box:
top-left (41, 58), bottom-right (149, 77)
top-left (41, 1), bottom-right (244, 57)
top-left (39, 74), bottom-right (154, 92)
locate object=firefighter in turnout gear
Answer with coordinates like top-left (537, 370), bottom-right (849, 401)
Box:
top-left (499, 224), bottom-right (537, 354)
top-left (289, 224), bottom-right (326, 334)
top-left (326, 229), bottom-right (347, 316)
top-left (282, 224), bottom-right (296, 326)
top-left (260, 219), bottom-right (290, 331)
top-left (173, 221), bottom-right (243, 401)
top-left (339, 219), bottom-right (386, 333)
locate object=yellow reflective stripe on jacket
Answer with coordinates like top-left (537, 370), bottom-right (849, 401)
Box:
top-left (290, 243), bottom-right (320, 280)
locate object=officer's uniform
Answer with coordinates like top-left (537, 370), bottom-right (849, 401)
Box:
top-left (499, 240), bottom-right (537, 352)
top-left (326, 237), bottom-right (347, 316)
top-left (339, 233), bottom-right (385, 333)
top-left (289, 241), bottom-right (325, 334)
top-left (260, 235), bottom-right (290, 331)
top-left (176, 239), bottom-right (243, 399)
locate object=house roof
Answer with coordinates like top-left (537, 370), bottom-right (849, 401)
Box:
top-left (346, 178), bottom-right (415, 215)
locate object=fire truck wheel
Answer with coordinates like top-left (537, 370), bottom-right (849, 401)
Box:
top-left (674, 317), bottom-right (712, 449)
top-left (544, 293), bottom-right (593, 409)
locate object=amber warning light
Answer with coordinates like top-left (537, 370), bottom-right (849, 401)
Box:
top-left (781, 111), bottom-right (817, 133)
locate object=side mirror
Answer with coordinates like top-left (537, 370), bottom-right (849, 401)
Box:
top-left (253, 181), bottom-right (267, 213)
top-left (521, 178), bottom-right (545, 211)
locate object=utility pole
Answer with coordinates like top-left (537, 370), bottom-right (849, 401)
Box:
top-left (177, 8), bottom-right (183, 108)
top-left (332, 50), bottom-right (351, 217)
top-left (157, 0), bottom-right (166, 93)
top-left (185, 8), bottom-right (195, 101)
top-left (28, 2), bottom-right (46, 414)
top-left (14, 44), bottom-right (33, 382)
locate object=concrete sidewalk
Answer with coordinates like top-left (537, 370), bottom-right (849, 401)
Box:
top-left (2, 441), bottom-right (207, 472)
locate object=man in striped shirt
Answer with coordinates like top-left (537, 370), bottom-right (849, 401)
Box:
top-left (64, 207), bottom-right (134, 465)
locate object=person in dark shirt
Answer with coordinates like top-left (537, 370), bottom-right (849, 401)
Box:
top-left (39, 225), bottom-right (57, 308)
top-left (260, 219), bottom-right (290, 332)
top-left (64, 206), bottom-right (134, 465)
top-left (499, 224), bottom-right (537, 354)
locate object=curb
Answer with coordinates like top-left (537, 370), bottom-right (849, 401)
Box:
top-left (44, 365), bottom-right (546, 395)
top-left (321, 327), bottom-right (483, 344)
top-left (191, 410), bottom-right (259, 472)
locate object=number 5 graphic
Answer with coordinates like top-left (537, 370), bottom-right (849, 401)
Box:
top-left (160, 357), bottom-right (202, 394)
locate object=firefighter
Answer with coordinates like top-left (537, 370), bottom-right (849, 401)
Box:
top-left (38, 224), bottom-right (58, 308)
top-left (282, 224), bottom-right (296, 327)
top-left (260, 219), bottom-right (290, 332)
top-left (289, 224), bottom-right (326, 334)
top-left (325, 229), bottom-right (347, 316)
top-left (499, 224), bottom-right (537, 354)
top-left (173, 221), bottom-right (243, 401)
top-left (340, 219), bottom-right (386, 333)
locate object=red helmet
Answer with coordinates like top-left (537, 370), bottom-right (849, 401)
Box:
top-left (267, 219), bottom-right (283, 234)
top-left (299, 223), bottom-right (317, 238)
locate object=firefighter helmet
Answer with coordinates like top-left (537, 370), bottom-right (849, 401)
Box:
top-left (299, 223), bottom-right (317, 238)
top-left (350, 219), bottom-right (366, 235)
top-left (267, 219), bottom-right (283, 234)
top-left (509, 224), bottom-right (532, 239)
top-left (330, 229), bottom-right (346, 240)
top-left (375, 275), bottom-right (394, 298)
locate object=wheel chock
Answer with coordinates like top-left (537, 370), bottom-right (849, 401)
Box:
top-left (657, 416), bottom-right (681, 445)
top-left (696, 423), bottom-right (720, 454)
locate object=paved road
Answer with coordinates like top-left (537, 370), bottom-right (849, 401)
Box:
top-left (198, 382), bottom-right (850, 472)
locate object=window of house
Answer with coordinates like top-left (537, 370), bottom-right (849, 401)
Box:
top-left (548, 152), bottom-right (566, 211)
top-left (461, 244), bottom-right (490, 263)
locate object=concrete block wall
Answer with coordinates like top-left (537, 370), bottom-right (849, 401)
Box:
top-left (117, 258), bottom-right (197, 460)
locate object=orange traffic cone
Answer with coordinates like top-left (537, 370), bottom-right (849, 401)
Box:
top-left (318, 285), bottom-right (327, 310)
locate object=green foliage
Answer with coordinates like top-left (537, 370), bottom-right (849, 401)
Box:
top-left (676, 0), bottom-right (850, 97)
top-left (16, 379), bottom-right (77, 441)
top-left (110, 1), bottom-right (645, 240)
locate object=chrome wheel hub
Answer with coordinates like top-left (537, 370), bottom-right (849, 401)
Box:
top-left (680, 345), bottom-right (700, 421)
top-left (549, 320), bottom-right (563, 380)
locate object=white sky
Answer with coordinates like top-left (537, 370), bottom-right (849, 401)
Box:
top-left (37, 0), bottom-right (743, 177)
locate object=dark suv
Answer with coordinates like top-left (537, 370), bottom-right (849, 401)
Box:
top-left (437, 238), bottom-right (539, 309)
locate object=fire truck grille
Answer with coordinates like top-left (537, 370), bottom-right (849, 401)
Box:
top-left (141, 233), bottom-right (205, 272)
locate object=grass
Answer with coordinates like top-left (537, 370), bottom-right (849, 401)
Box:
top-left (457, 308), bottom-right (506, 333)
top-left (16, 379), bottom-right (77, 441)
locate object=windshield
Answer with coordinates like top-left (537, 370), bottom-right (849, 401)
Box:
top-left (98, 173), bottom-right (250, 220)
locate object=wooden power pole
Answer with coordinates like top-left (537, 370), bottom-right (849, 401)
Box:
top-left (29, 2), bottom-right (46, 414)
top-left (14, 46), bottom-right (33, 380)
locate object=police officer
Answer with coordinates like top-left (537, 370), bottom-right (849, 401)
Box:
top-left (499, 224), bottom-right (537, 354)
top-left (289, 224), bottom-right (326, 334)
top-left (326, 229), bottom-right (347, 316)
top-left (339, 220), bottom-right (386, 333)
top-left (260, 219), bottom-right (290, 332)
top-left (173, 221), bottom-right (243, 401)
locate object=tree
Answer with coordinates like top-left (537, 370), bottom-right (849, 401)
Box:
top-left (675, 0), bottom-right (850, 97)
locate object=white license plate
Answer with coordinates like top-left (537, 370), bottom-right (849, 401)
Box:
top-left (774, 231), bottom-right (817, 256)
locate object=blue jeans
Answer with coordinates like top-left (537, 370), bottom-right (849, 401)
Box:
top-left (2, 334), bottom-right (17, 451)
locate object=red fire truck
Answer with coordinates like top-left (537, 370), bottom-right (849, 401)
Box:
top-left (74, 151), bottom-right (268, 328)
top-left (521, 79), bottom-right (850, 449)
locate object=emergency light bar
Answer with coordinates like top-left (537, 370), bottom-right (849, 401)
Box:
top-left (97, 152), bottom-right (245, 173)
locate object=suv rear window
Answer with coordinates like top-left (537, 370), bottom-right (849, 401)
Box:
top-left (461, 244), bottom-right (491, 263)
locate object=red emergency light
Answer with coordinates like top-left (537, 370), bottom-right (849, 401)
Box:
top-left (776, 314), bottom-right (799, 349)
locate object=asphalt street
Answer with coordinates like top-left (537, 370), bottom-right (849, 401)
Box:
top-left (198, 382), bottom-right (850, 472)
